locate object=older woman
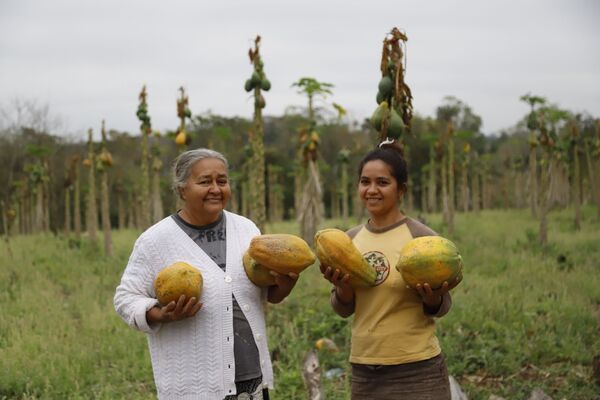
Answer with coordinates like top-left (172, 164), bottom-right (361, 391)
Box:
top-left (114, 148), bottom-right (297, 400)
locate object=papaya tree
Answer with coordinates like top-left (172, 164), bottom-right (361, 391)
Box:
top-left (292, 77), bottom-right (333, 246)
top-left (569, 115), bottom-right (583, 230)
top-left (520, 93), bottom-right (546, 217)
top-left (337, 148), bottom-right (350, 227)
top-left (136, 85), bottom-right (152, 229)
top-left (84, 128), bottom-right (98, 243)
top-left (63, 155), bottom-right (79, 236)
top-left (150, 137), bottom-right (164, 224)
top-left (175, 86), bottom-right (192, 152)
top-left (583, 119), bottom-right (600, 218)
top-left (536, 105), bottom-right (570, 245)
top-left (244, 35), bottom-right (270, 232)
top-left (71, 155), bottom-right (81, 240)
top-left (98, 120), bottom-right (114, 256)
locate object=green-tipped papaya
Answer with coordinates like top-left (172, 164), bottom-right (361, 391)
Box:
top-left (243, 251), bottom-right (276, 287)
top-left (370, 101), bottom-right (389, 131)
top-left (261, 79), bottom-right (271, 91)
top-left (251, 71), bottom-right (262, 85)
top-left (387, 109), bottom-right (405, 139)
top-left (376, 91), bottom-right (385, 105)
top-left (245, 79), bottom-right (253, 92)
top-left (378, 76), bottom-right (394, 98)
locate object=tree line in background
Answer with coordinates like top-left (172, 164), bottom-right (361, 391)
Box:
top-left (2, 91), bottom-right (598, 251)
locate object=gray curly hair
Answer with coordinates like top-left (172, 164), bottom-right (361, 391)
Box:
top-left (172, 148), bottom-right (229, 199)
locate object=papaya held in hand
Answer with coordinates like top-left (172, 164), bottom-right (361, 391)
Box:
top-left (242, 251), bottom-right (277, 287)
top-left (248, 234), bottom-right (316, 275)
top-left (314, 228), bottom-right (377, 287)
top-left (395, 236), bottom-right (463, 290)
top-left (154, 262), bottom-right (203, 305)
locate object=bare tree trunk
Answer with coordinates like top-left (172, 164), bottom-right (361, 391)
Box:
top-left (330, 184), bottom-right (339, 219)
top-left (139, 132), bottom-right (151, 229)
top-left (539, 154), bottom-right (551, 246)
top-left (573, 143), bottom-right (582, 230)
top-left (427, 148), bottom-right (437, 212)
top-left (584, 140), bottom-right (600, 219)
top-left (249, 91), bottom-right (266, 233)
top-left (86, 131), bottom-right (98, 243)
top-left (341, 162), bottom-right (349, 227)
top-left (151, 163), bottom-right (164, 224)
top-left (421, 171), bottom-right (428, 212)
top-left (43, 161), bottom-right (51, 232)
top-left (528, 145), bottom-right (538, 217)
top-left (73, 164), bottom-right (81, 240)
top-left (460, 163), bottom-right (469, 212)
top-left (35, 182), bottom-right (44, 232)
top-left (448, 140), bottom-right (455, 233)
top-left (471, 161), bottom-right (480, 213)
top-left (302, 350), bottom-right (323, 400)
top-left (127, 191), bottom-right (136, 230)
top-left (441, 153), bottom-right (449, 228)
top-left (64, 186), bottom-right (71, 236)
top-left (293, 164), bottom-right (304, 220)
top-left (299, 160), bottom-right (323, 247)
top-left (100, 168), bottom-right (113, 256)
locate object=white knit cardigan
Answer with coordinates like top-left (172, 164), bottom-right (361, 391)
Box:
top-left (114, 211), bottom-right (274, 400)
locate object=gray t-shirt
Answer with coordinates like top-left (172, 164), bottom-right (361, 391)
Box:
top-left (171, 212), bottom-right (261, 382)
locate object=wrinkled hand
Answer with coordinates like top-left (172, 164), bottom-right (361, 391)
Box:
top-left (319, 264), bottom-right (354, 304)
top-left (267, 271), bottom-right (299, 304)
top-left (270, 271), bottom-right (299, 292)
top-left (149, 295), bottom-right (203, 324)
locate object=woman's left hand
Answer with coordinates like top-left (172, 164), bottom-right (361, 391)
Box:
top-left (267, 271), bottom-right (299, 304)
top-left (415, 282), bottom-right (449, 311)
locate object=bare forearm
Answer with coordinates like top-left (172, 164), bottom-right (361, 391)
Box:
top-left (330, 287), bottom-right (355, 318)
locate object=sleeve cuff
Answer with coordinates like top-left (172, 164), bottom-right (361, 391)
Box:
top-left (134, 298), bottom-right (161, 333)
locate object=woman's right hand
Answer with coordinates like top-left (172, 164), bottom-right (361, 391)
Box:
top-left (319, 264), bottom-right (355, 304)
top-left (146, 295), bottom-right (203, 324)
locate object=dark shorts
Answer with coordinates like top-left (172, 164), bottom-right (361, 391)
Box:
top-left (351, 353), bottom-right (451, 400)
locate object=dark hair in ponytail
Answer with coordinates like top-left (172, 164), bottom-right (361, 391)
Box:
top-left (357, 141), bottom-right (408, 186)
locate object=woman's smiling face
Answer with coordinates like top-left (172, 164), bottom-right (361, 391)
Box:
top-left (358, 159), bottom-right (403, 218)
top-left (179, 157), bottom-right (231, 220)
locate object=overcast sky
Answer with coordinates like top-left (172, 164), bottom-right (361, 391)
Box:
top-left (1, 0), bottom-right (599, 140)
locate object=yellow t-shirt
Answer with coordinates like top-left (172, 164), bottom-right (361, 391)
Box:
top-left (349, 217), bottom-right (441, 365)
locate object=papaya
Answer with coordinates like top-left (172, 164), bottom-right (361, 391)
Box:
top-left (244, 79), bottom-right (253, 92)
top-left (370, 101), bottom-right (389, 131)
top-left (248, 234), bottom-right (316, 274)
top-left (243, 251), bottom-right (276, 287)
top-left (154, 262), bottom-right (203, 306)
top-left (376, 90), bottom-right (385, 105)
top-left (260, 78), bottom-right (271, 91)
top-left (175, 130), bottom-right (187, 146)
top-left (395, 236), bottom-right (463, 290)
top-left (387, 109), bottom-right (405, 139)
top-left (98, 150), bottom-right (113, 167)
top-left (314, 229), bottom-right (376, 287)
top-left (250, 71), bottom-right (262, 86)
top-left (255, 94), bottom-right (266, 109)
top-left (378, 76), bottom-right (394, 98)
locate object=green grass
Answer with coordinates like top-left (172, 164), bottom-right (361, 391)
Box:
top-left (1, 207), bottom-right (599, 399)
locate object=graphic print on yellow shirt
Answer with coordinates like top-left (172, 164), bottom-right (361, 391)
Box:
top-left (349, 217), bottom-right (441, 365)
top-left (363, 251), bottom-right (389, 285)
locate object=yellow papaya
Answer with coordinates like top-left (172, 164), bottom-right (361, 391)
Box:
top-left (248, 234), bottom-right (316, 274)
top-left (314, 229), bottom-right (376, 287)
top-left (154, 262), bottom-right (203, 306)
top-left (395, 236), bottom-right (463, 290)
top-left (243, 251), bottom-right (276, 287)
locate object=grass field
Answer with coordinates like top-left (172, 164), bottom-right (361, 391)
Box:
top-left (1, 207), bottom-right (599, 399)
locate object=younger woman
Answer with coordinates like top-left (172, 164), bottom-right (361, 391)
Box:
top-left (320, 142), bottom-right (456, 399)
